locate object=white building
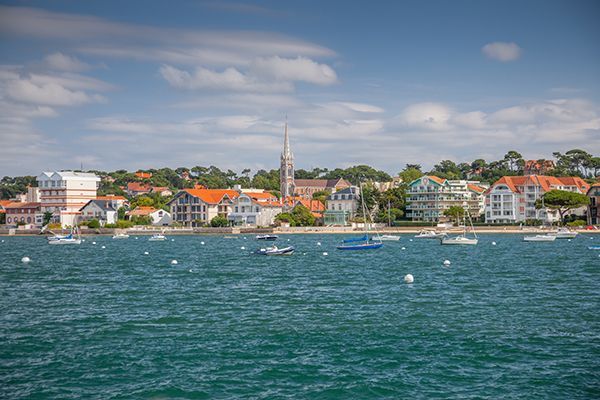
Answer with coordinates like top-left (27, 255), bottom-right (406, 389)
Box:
top-left (127, 206), bottom-right (172, 226)
top-left (406, 176), bottom-right (487, 222)
top-left (484, 175), bottom-right (590, 224)
top-left (323, 186), bottom-right (360, 225)
top-left (228, 192), bottom-right (282, 227)
top-left (37, 171), bottom-right (100, 227)
top-left (168, 189), bottom-right (239, 227)
top-left (79, 199), bottom-right (117, 225)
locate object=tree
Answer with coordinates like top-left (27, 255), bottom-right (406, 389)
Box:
top-left (443, 205), bottom-right (465, 225)
top-left (312, 189), bottom-right (331, 204)
top-left (117, 207), bottom-right (127, 220)
top-left (536, 190), bottom-right (590, 225)
top-left (275, 212), bottom-right (295, 226)
top-left (398, 166), bottom-right (423, 184)
top-left (430, 160), bottom-right (462, 179)
top-left (43, 211), bottom-right (53, 226)
top-left (291, 205), bottom-right (316, 226)
top-left (210, 215), bottom-right (229, 227)
top-left (503, 150), bottom-right (524, 172)
top-left (86, 219), bottom-right (100, 229)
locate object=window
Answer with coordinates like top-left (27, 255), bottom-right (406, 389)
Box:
top-left (7, 217), bottom-right (11, 223)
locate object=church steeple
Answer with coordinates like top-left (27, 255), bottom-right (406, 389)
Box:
top-left (280, 118), bottom-right (295, 200)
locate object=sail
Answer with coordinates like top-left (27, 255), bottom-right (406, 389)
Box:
top-left (342, 235), bottom-right (368, 243)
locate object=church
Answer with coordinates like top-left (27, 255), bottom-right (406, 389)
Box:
top-left (279, 122), bottom-right (351, 201)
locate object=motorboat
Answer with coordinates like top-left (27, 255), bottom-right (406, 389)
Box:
top-left (148, 233), bottom-right (167, 241)
top-left (550, 228), bottom-right (578, 239)
top-left (523, 234), bottom-right (557, 242)
top-left (441, 235), bottom-right (478, 245)
top-left (415, 229), bottom-right (447, 239)
top-left (254, 245), bottom-right (295, 256)
top-left (256, 234), bottom-right (278, 241)
top-left (112, 233), bottom-right (130, 239)
top-left (377, 235), bottom-right (400, 241)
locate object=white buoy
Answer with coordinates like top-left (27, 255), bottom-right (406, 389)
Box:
top-left (200, 241), bottom-right (205, 245)
top-left (21, 256), bottom-right (31, 263)
top-left (241, 246), bottom-right (245, 250)
top-left (101, 245), bottom-right (106, 249)
top-left (135, 237), bottom-right (138, 240)
top-left (443, 259), bottom-right (451, 267)
top-left (492, 241), bottom-right (497, 246)
top-left (143, 251), bottom-right (149, 255)
top-left (568, 239), bottom-right (571, 242)
top-left (287, 239), bottom-right (290, 242)
top-left (92, 241), bottom-right (96, 245)
top-left (243, 237), bottom-right (247, 240)
top-left (171, 239), bottom-right (175, 242)
top-left (322, 252), bottom-right (328, 256)
top-left (171, 259), bottom-right (178, 265)
top-left (82, 239), bottom-right (86, 242)
top-left (401, 247), bottom-right (406, 250)
top-left (303, 252), bottom-right (307, 255)
top-left (409, 239), bottom-right (413, 242)
top-left (317, 242), bottom-right (321, 246)
top-left (189, 269), bottom-right (193, 272)
top-left (404, 274), bottom-right (414, 284)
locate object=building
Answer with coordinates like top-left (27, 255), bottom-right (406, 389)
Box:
top-left (484, 175), bottom-right (589, 224)
top-left (79, 199), bottom-right (117, 225)
top-left (406, 176), bottom-right (487, 222)
top-left (37, 171), bottom-right (100, 227)
top-left (371, 176), bottom-right (403, 192)
top-left (523, 160), bottom-right (555, 176)
top-left (168, 189), bottom-right (239, 227)
top-left (586, 183), bottom-right (600, 225)
top-left (292, 198), bottom-right (326, 219)
top-left (150, 186), bottom-right (173, 197)
top-left (126, 182), bottom-right (151, 197)
top-left (127, 206), bottom-right (172, 226)
top-left (4, 202), bottom-right (42, 226)
top-left (96, 195), bottom-right (128, 211)
top-left (280, 121), bottom-right (295, 200)
top-left (294, 178), bottom-right (352, 199)
top-left (228, 192), bottom-right (282, 227)
top-left (135, 171), bottom-right (153, 179)
top-left (323, 186), bottom-right (360, 225)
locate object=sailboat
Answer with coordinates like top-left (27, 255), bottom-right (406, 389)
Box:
top-left (48, 224), bottom-right (82, 245)
top-left (337, 184), bottom-right (383, 250)
top-left (440, 206), bottom-right (478, 246)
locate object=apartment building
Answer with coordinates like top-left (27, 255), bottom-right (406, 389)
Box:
top-left (406, 176), bottom-right (486, 222)
top-left (168, 189), bottom-right (239, 227)
top-left (484, 175), bottom-right (589, 224)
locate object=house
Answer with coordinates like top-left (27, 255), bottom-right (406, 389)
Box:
top-left (168, 189), bottom-right (239, 227)
top-left (127, 206), bottom-right (172, 226)
top-left (406, 176), bottom-right (487, 222)
top-left (523, 160), bottom-right (555, 176)
top-left (4, 202), bottom-right (42, 226)
top-left (228, 192), bottom-right (282, 227)
top-left (293, 178), bottom-right (352, 199)
top-left (150, 186), bottom-right (173, 197)
top-left (371, 177), bottom-right (403, 192)
top-left (586, 183), bottom-right (600, 225)
top-left (292, 198), bottom-right (326, 219)
top-left (37, 171), bottom-right (100, 227)
top-left (96, 195), bottom-right (128, 211)
top-left (484, 175), bottom-right (589, 224)
top-left (323, 186), bottom-right (360, 226)
top-left (126, 182), bottom-right (151, 197)
top-left (135, 171), bottom-right (153, 179)
top-left (79, 199), bottom-right (117, 225)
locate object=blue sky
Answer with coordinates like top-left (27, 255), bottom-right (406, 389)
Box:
top-left (0, 0), bottom-right (598, 176)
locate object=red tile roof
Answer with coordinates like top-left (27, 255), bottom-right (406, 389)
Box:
top-left (127, 182), bottom-right (151, 192)
top-left (467, 184), bottom-right (486, 193)
top-left (183, 189), bottom-right (239, 204)
top-left (294, 199), bottom-right (325, 213)
top-left (135, 171), bottom-right (152, 179)
top-left (428, 175), bottom-right (446, 185)
top-left (97, 195), bottom-right (127, 201)
top-left (492, 175), bottom-right (589, 193)
top-left (128, 206), bottom-right (157, 216)
top-left (5, 202), bottom-right (40, 209)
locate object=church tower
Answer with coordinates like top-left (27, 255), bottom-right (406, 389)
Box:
top-left (280, 120), bottom-right (295, 200)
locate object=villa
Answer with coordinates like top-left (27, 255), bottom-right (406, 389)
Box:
top-left (79, 199), bottom-right (118, 225)
top-left (323, 186), bottom-right (360, 226)
top-left (228, 192), bottom-right (282, 227)
top-left (168, 188), bottom-right (239, 227)
top-left (127, 206), bottom-right (172, 226)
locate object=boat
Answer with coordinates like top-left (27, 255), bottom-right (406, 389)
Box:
top-left (441, 208), bottom-right (478, 246)
top-left (523, 234), bottom-right (557, 242)
top-left (48, 225), bottom-right (82, 245)
top-left (253, 245), bottom-right (295, 256)
top-left (414, 229), bottom-right (447, 239)
top-left (148, 233), bottom-right (167, 241)
top-left (377, 234), bottom-right (401, 241)
top-left (550, 227), bottom-right (578, 239)
top-left (256, 234), bottom-right (278, 241)
top-left (588, 246), bottom-right (600, 250)
top-left (337, 183), bottom-right (383, 251)
top-left (112, 233), bottom-right (130, 239)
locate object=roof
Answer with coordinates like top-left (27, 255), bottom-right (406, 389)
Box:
top-left (128, 206), bottom-right (158, 216)
top-left (294, 199), bottom-right (325, 212)
top-left (96, 195), bottom-right (127, 201)
top-left (244, 192), bottom-right (278, 201)
top-left (253, 200), bottom-right (283, 208)
top-left (294, 178), bottom-right (350, 189)
top-left (151, 186), bottom-right (171, 192)
top-left (127, 182), bottom-right (151, 192)
top-left (5, 202), bottom-right (40, 209)
top-left (492, 175), bottom-right (589, 193)
top-left (0, 200), bottom-right (16, 209)
top-left (180, 189), bottom-right (239, 204)
top-left (135, 171), bottom-right (153, 179)
top-left (38, 171), bottom-right (100, 180)
top-left (80, 199), bottom-right (116, 212)
top-left (467, 184), bottom-right (486, 193)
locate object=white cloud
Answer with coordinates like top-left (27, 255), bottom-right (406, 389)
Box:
top-left (482, 42), bottom-right (522, 62)
top-left (250, 56), bottom-right (337, 85)
top-left (6, 78), bottom-right (105, 106)
top-left (44, 52), bottom-right (90, 72)
top-left (396, 102), bottom-right (452, 131)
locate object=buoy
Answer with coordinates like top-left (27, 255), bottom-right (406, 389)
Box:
top-left (82, 239), bottom-right (86, 242)
top-left (243, 237), bottom-right (247, 240)
top-left (443, 260), bottom-right (451, 266)
top-left (303, 252), bottom-right (307, 255)
top-left (171, 239), bottom-right (175, 242)
top-left (135, 237), bottom-right (138, 240)
top-left (322, 252), bottom-right (328, 256)
top-left (241, 246), bottom-right (245, 250)
top-left (200, 241), bottom-right (205, 245)
top-left (401, 247), bottom-right (406, 250)
top-left (317, 242), bottom-right (321, 246)
top-left (189, 269), bottom-right (193, 272)
top-left (287, 239), bottom-right (290, 242)
top-left (92, 241), bottom-right (96, 245)
top-left (171, 260), bottom-right (178, 265)
top-left (409, 239), bottom-right (413, 242)
top-left (404, 274), bottom-right (414, 283)
top-left (101, 245), bottom-right (106, 249)
top-left (143, 251), bottom-right (149, 255)
top-left (21, 256), bottom-right (31, 263)
top-left (568, 239), bottom-right (571, 242)
top-left (492, 241), bottom-right (497, 246)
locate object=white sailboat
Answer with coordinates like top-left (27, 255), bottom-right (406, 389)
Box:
top-left (414, 229), bottom-right (447, 239)
top-left (149, 230), bottom-right (167, 241)
top-left (440, 207), bottom-right (478, 246)
top-left (48, 224), bottom-right (82, 245)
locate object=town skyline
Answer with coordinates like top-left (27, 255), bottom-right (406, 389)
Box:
top-left (1, 1), bottom-right (599, 176)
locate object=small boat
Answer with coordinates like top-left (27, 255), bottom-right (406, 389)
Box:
top-left (254, 245), bottom-right (295, 256)
top-left (337, 184), bottom-right (383, 251)
top-left (337, 241), bottom-right (384, 250)
top-left (523, 234), bottom-right (557, 242)
top-left (550, 228), bottom-right (578, 239)
top-left (441, 235), bottom-right (478, 245)
top-left (112, 233), bottom-right (130, 239)
top-left (588, 246), bottom-right (600, 250)
top-left (377, 234), bottom-right (400, 241)
top-left (148, 233), bottom-right (167, 241)
top-left (415, 229), bottom-right (447, 239)
top-left (256, 234), bottom-right (278, 241)
top-left (48, 225), bottom-right (81, 245)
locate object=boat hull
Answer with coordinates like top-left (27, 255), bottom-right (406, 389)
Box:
top-left (254, 246), bottom-right (295, 256)
top-left (440, 238), bottom-right (478, 245)
top-left (337, 242), bottom-right (384, 250)
top-left (48, 239), bottom-right (81, 245)
top-left (523, 235), bottom-right (556, 242)
top-left (378, 235), bottom-right (400, 241)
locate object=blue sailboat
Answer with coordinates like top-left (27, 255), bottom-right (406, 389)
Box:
top-left (336, 184), bottom-right (383, 251)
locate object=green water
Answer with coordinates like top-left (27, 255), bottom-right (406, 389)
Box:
top-left (1, 234), bottom-right (599, 399)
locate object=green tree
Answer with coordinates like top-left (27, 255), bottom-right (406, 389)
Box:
top-left (275, 212), bottom-right (295, 226)
top-left (443, 205), bottom-right (465, 225)
top-left (503, 150), bottom-right (525, 172)
top-left (312, 189), bottom-right (331, 204)
top-left (398, 166), bottom-right (423, 185)
top-left (43, 211), bottom-right (53, 226)
top-left (86, 219), bottom-right (100, 229)
top-left (536, 190), bottom-right (590, 224)
top-left (430, 160), bottom-right (462, 179)
top-left (210, 215), bottom-right (229, 227)
top-left (291, 205), bottom-right (316, 226)
top-left (117, 207), bottom-right (127, 220)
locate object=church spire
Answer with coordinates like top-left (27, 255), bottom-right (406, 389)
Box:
top-left (280, 117), bottom-right (295, 200)
top-left (283, 117), bottom-right (291, 159)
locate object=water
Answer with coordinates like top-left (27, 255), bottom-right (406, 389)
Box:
top-left (1, 234), bottom-right (599, 399)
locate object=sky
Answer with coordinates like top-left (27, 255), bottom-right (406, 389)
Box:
top-left (0, 0), bottom-right (599, 176)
